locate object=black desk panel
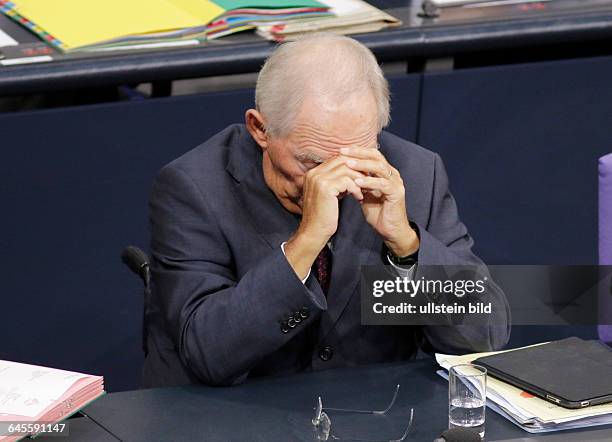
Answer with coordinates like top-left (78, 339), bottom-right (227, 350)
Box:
top-left (0, 90), bottom-right (254, 392)
top-left (418, 55), bottom-right (612, 348)
top-left (419, 55), bottom-right (612, 266)
top-left (80, 359), bottom-right (612, 441)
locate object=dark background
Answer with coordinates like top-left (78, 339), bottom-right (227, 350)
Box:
top-left (1, 53), bottom-right (610, 391)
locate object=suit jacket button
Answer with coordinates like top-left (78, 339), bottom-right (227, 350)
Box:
top-left (288, 317), bottom-right (297, 328)
top-left (319, 346), bottom-right (333, 361)
top-left (280, 321), bottom-right (290, 333)
top-left (300, 307), bottom-right (310, 319)
top-left (293, 312), bottom-right (302, 324)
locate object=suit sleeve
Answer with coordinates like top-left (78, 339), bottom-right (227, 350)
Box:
top-left (150, 165), bottom-right (327, 386)
top-left (415, 154), bottom-right (511, 354)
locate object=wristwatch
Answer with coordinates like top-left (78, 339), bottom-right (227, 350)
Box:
top-left (387, 221), bottom-right (420, 267)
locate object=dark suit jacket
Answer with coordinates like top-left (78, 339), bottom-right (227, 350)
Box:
top-left (142, 124), bottom-right (510, 387)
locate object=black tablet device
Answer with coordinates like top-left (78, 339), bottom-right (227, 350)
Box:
top-left (474, 337), bottom-right (612, 409)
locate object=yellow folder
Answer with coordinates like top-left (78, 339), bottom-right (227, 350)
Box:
top-left (13, 0), bottom-right (224, 49)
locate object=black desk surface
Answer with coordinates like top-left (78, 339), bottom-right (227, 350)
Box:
top-left (1, 0), bottom-right (612, 95)
top-left (77, 359), bottom-right (612, 441)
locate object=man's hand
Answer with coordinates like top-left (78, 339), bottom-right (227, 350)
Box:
top-left (284, 156), bottom-right (365, 280)
top-left (341, 146), bottom-right (419, 257)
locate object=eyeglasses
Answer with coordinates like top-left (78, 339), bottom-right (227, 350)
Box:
top-left (311, 384), bottom-right (414, 441)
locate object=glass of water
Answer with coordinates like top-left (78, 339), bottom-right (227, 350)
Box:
top-left (448, 364), bottom-right (487, 439)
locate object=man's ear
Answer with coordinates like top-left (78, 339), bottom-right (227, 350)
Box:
top-left (245, 109), bottom-right (269, 151)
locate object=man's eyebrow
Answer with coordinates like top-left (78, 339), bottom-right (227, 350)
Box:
top-left (296, 151), bottom-right (325, 163)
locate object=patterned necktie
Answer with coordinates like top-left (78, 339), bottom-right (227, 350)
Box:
top-left (314, 244), bottom-right (332, 295)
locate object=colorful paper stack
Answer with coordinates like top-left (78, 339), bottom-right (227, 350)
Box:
top-left (206, 0), bottom-right (331, 39)
top-left (0, 0), bottom-right (332, 52)
top-left (256, 0), bottom-right (401, 42)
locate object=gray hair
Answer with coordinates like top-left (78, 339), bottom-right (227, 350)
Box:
top-left (255, 33), bottom-right (390, 138)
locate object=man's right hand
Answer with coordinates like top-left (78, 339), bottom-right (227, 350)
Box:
top-left (284, 156), bottom-right (364, 281)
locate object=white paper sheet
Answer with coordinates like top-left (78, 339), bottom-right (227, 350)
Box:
top-left (0, 28), bottom-right (17, 47)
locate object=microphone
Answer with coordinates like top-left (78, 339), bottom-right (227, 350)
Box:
top-left (433, 428), bottom-right (482, 442)
top-left (121, 246), bottom-right (150, 286)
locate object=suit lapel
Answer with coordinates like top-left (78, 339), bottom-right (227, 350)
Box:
top-left (318, 196), bottom-right (378, 342)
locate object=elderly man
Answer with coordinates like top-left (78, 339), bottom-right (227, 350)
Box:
top-left (143, 34), bottom-right (510, 387)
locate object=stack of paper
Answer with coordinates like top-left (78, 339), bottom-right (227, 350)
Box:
top-left (0, 0), bottom-right (332, 52)
top-left (0, 360), bottom-right (104, 441)
top-left (257, 0), bottom-right (401, 42)
top-left (206, 0), bottom-right (332, 40)
top-left (436, 347), bottom-right (612, 433)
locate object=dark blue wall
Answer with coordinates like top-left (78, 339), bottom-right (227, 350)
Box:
top-left (418, 56), bottom-right (612, 346)
top-left (1, 90), bottom-right (254, 391)
top-left (0, 74), bottom-right (421, 391)
top-left (3, 54), bottom-right (609, 388)
top-left (419, 56), bottom-right (612, 265)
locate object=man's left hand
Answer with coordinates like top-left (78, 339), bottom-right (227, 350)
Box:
top-left (340, 146), bottom-right (419, 257)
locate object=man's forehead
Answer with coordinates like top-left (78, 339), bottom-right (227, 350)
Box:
top-left (300, 91), bottom-right (377, 118)
top-left (290, 99), bottom-right (378, 148)
top-left (291, 123), bottom-right (378, 150)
